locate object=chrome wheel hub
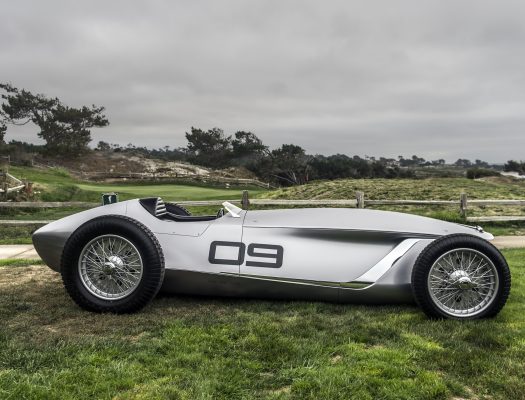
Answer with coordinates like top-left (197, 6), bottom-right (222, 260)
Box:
top-left (78, 235), bottom-right (143, 300)
top-left (449, 270), bottom-right (475, 290)
top-left (428, 248), bottom-right (499, 317)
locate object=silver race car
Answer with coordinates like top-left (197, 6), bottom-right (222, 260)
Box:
top-left (32, 197), bottom-right (511, 319)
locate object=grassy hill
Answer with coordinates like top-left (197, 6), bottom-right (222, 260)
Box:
top-left (9, 166), bottom-right (262, 203)
top-left (264, 177), bottom-right (525, 200)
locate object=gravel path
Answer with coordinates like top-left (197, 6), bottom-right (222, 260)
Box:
top-left (0, 245), bottom-right (40, 259)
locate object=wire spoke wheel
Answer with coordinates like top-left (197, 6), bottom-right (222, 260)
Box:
top-left (78, 234), bottom-right (143, 300)
top-left (427, 248), bottom-right (499, 318)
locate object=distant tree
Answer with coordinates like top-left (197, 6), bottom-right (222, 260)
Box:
top-left (454, 158), bottom-right (473, 167)
top-left (398, 155), bottom-right (425, 167)
top-left (0, 83), bottom-right (108, 155)
top-left (310, 154), bottom-right (355, 180)
top-left (231, 131), bottom-right (268, 164)
top-left (270, 144), bottom-right (311, 185)
top-left (185, 127), bottom-right (232, 168)
top-left (411, 155), bottom-right (426, 165)
top-left (504, 160), bottom-right (524, 174)
top-left (474, 159), bottom-right (489, 168)
top-left (96, 141), bottom-right (111, 152)
top-left (0, 123), bottom-right (6, 144)
top-left (466, 168), bottom-right (499, 179)
top-left (307, 154), bottom-right (415, 181)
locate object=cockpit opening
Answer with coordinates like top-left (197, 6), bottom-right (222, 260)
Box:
top-left (139, 197), bottom-right (225, 222)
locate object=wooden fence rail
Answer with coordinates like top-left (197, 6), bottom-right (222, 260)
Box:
top-left (0, 201), bottom-right (99, 208)
top-left (0, 191), bottom-right (524, 224)
top-left (0, 193), bottom-right (524, 210)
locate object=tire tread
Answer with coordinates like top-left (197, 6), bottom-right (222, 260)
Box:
top-left (61, 215), bottom-right (165, 314)
top-left (411, 234), bottom-right (511, 319)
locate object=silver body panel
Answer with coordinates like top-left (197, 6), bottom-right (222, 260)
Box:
top-left (33, 199), bottom-right (493, 304)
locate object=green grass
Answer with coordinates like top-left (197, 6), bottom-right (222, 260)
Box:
top-left (264, 177), bottom-right (525, 201)
top-left (0, 225), bottom-right (41, 245)
top-left (75, 182), bottom-right (250, 201)
top-left (0, 249), bottom-right (524, 399)
top-left (0, 258), bottom-right (44, 267)
top-left (9, 165), bottom-right (263, 203)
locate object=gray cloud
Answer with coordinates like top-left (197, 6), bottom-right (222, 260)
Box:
top-left (2, 0), bottom-right (525, 162)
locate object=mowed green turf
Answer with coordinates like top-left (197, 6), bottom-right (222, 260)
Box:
top-left (0, 249), bottom-right (524, 399)
top-left (75, 182), bottom-right (248, 201)
top-left (9, 165), bottom-right (262, 202)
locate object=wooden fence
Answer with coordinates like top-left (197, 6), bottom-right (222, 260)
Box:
top-left (0, 172), bottom-right (30, 199)
top-left (1, 191), bottom-right (525, 225)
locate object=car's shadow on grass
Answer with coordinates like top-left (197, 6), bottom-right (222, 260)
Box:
top-left (0, 264), bottom-right (517, 349)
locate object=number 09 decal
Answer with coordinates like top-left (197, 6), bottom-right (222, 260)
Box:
top-left (208, 241), bottom-right (283, 268)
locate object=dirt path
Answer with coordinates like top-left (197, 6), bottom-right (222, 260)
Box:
top-left (0, 245), bottom-right (40, 259)
top-left (491, 236), bottom-right (525, 249)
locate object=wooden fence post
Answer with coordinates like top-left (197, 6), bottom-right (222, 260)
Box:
top-left (24, 181), bottom-right (33, 196)
top-left (356, 191), bottom-right (365, 208)
top-left (1, 172), bottom-right (7, 201)
top-left (460, 193), bottom-right (468, 218)
top-left (241, 190), bottom-right (250, 210)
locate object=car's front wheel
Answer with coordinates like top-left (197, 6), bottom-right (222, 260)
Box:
top-left (61, 215), bottom-right (165, 313)
top-left (411, 234), bottom-right (511, 319)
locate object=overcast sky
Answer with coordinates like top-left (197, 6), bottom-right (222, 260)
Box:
top-left (2, 0), bottom-right (525, 162)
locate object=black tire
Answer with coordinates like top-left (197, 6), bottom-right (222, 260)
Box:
top-left (165, 203), bottom-right (192, 216)
top-left (61, 215), bottom-right (165, 313)
top-left (411, 234), bottom-right (511, 320)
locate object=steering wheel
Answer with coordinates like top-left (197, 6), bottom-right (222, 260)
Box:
top-left (216, 208), bottom-right (225, 218)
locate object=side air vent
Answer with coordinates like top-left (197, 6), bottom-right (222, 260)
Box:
top-left (155, 198), bottom-right (167, 216)
top-left (139, 197), bottom-right (166, 217)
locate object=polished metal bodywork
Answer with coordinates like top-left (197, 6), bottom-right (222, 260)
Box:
top-left (33, 199), bottom-right (494, 304)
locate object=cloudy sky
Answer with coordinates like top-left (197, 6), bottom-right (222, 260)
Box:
top-left (1, 0), bottom-right (525, 162)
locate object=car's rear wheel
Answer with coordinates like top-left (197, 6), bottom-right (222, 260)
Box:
top-left (411, 234), bottom-right (511, 319)
top-left (61, 215), bottom-right (164, 313)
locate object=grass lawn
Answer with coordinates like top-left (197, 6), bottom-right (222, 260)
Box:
top-left (264, 177), bottom-right (525, 201)
top-left (75, 182), bottom-right (248, 201)
top-left (0, 249), bottom-right (524, 399)
top-left (8, 166), bottom-right (263, 203)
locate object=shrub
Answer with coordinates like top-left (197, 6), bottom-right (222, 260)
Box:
top-left (466, 168), bottom-right (499, 179)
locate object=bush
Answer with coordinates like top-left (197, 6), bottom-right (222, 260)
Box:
top-left (49, 167), bottom-right (71, 178)
top-left (466, 168), bottom-right (499, 179)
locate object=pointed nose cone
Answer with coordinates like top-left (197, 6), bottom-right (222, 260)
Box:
top-left (32, 223), bottom-right (68, 272)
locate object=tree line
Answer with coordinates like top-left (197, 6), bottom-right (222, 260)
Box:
top-left (504, 160), bottom-right (525, 175)
top-left (95, 127), bottom-right (420, 185)
top-left (0, 83), bottom-right (516, 185)
top-left (96, 127), bottom-right (500, 185)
